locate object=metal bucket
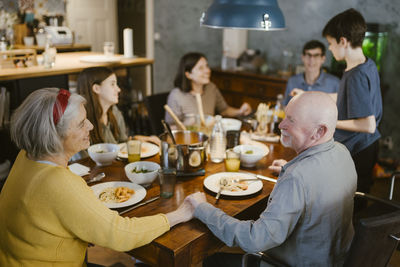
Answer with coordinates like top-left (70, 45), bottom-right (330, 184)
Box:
top-left (160, 130), bottom-right (208, 173)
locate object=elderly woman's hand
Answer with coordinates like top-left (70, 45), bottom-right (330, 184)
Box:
top-left (165, 199), bottom-right (195, 227)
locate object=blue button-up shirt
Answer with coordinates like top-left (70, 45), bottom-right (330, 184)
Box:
top-left (194, 140), bottom-right (356, 267)
top-left (283, 71), bottom-right (340, 105)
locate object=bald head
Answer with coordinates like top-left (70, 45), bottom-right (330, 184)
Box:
top-left (288, 91), bottom-right (337, 141)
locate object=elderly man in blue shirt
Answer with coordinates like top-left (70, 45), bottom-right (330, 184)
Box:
top-left (283, 40), bottom-right (340, 105)
top-left (184, 92), bottom-right (357, 267)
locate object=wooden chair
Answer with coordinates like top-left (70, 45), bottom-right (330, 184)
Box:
top-left (241, 192), bottom-right (400, 267)
top-left (144, 92), bottom-right (169, 135)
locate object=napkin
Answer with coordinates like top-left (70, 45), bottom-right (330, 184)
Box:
top-left (68, 163), bottom-right (90, 176)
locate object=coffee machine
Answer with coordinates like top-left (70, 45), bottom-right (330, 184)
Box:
top-left (43, 15), bottom-right (73, 45)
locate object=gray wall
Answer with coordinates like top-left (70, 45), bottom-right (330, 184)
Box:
top-left (154, 0), bottom-right (400, 158)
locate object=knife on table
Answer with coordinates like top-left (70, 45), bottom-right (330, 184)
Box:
top-left (119, 196), bottom-right (160, 215)
top-left (239, 172), bottom-right (278, 184)
top-left (254, 174), bottom-right (277, 183)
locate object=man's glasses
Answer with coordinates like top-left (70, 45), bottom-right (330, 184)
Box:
top-left (304, 52), bottom-right (323, 58)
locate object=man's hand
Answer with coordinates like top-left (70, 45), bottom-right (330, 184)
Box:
top-left (268, 159), bottom-right (288, 174)
top-left (290, 88), bottom-right (305, 97)
top-left (186, 192), bottom-right (207, 209)
top-left (239, 102), bottom-right (252, 116)
top-left (165, 199), bottom-right (195, 228)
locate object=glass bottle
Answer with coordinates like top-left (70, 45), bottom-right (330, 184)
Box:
top-left (43, 34), bottom-right (57, 68)
top-left (270, 94), bottom-right (285, 135)
top-left (0, 36), bottom-right (7, 52)
top-left (210, 115), bottom-right (226, 163)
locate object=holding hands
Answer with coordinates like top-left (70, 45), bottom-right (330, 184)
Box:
top-left (165, 199), bottom-right (195, 227)
top-left (186, 192), bottom-right (207, 209)
top-left (165, 192), bottom-right (207, 227)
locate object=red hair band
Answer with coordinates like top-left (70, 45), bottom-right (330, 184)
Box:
top-left (53, 89), bottom-right (71, 125)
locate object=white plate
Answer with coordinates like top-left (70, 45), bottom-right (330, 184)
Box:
top-left (203, 172), bottom-right (263, 196)
top-left (91, 181), bottom-right (146, 208)
top-left (118, 142), bottom-right (160, 159)
top-left (80, 55), bottom-right (123, 63)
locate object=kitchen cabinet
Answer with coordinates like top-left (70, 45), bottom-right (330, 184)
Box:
top-left (211, 68), bottom-right (288, 108)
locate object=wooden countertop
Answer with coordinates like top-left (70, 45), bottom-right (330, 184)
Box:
top-left (13, 43), bottom-right (91, 53)
top-left (0, 52), bottom-right (154, 81)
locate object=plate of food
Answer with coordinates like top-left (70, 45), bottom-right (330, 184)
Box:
top-left (118, 142), bottom-right (160, 159)
top-left (203, 172), bottom-right (263, 196)
top-left (91, 181), bottom-right (146, 208)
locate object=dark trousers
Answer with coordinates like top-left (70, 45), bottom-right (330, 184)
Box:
top-left (353, 140), bottom-right (379, 193)
top-left (352, 140), bottom-right (379, 211)
top-left (203, 252), bottom-right (260, 267)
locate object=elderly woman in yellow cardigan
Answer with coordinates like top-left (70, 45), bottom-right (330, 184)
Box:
top-left (0, 88), bottom-right (193, 266)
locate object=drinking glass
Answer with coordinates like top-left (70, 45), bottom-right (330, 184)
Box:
top-left (183, 113), bottom-right (199, 132)
top-left (158, 168), bottom-right (177, 198)
top-left (226, 130), bottom-right (240, 149)
top-left (103, 42), bottom-right (115, 57)
top-left (127, 140), bottom-right (141, 163)
top-left (225, 149), bottom-right (240, 172)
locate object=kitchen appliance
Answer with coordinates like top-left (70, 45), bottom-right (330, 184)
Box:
top-left (44, 26), bottom-right (73, 45)
top-left (160, 131), bottom-right (208, 176)
top-left (43, 15), bottom-right (64, 27)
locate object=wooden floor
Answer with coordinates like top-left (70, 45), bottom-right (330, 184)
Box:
top-left (88, 177), bottom-right (400, 267)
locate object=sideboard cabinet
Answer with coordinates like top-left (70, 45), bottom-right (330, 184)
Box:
top-left (211, 68), bottom-right (288, 109)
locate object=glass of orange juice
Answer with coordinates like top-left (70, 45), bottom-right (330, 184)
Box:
top-left (127, 140), bottom-right (141, 163)
top-left (225, 149), bottom-right (240, 172)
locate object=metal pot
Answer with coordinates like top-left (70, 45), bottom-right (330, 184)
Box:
top-left (160, 131), bottom-right (208, 173)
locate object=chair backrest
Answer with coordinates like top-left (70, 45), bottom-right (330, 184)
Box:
top-left (144, 92), bottom-right (169, 135)
top-left (344, 210), bottom-right (400, 267)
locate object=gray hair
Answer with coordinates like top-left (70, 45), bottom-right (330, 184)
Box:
top-left (10, 88), bottom-right (86, 160)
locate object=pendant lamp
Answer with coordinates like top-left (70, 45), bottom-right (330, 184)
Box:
top-left (200, 0), bottom-right (286, 31)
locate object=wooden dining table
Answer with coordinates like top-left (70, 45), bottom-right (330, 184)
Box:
top-left (80, 142), bottom-right (296, 267)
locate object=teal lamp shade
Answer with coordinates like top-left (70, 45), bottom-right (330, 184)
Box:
top-left (200, 0), bottom-right (286, 30)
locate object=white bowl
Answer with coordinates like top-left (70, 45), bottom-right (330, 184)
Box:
top-left (88, 143), bottom-right (119, 166)
top-left (125, 161), bottom-right (161, 187)
top-left (233, 144), bottom-right (268, 167)
top-left (222, 118), bottom-right (242, 131)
